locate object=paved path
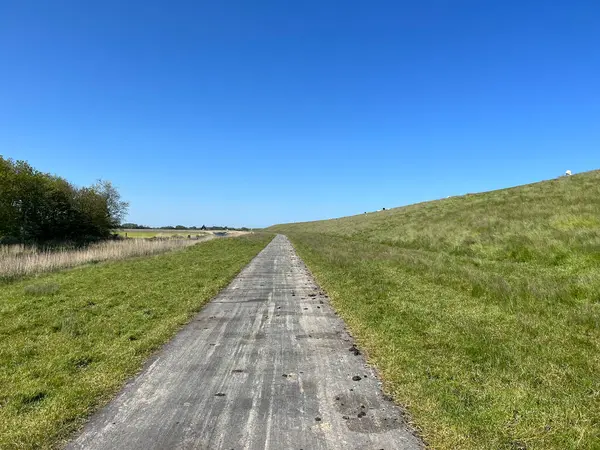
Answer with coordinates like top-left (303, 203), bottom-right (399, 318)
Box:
top-left (68, 235), bottom-right (421, 450)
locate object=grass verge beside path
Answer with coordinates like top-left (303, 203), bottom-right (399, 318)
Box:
top-left (284, 232), bottom-right (600, 449)
top-left (0, 233), bottom-right (273, 449)
top-left (272, 172), bottom-right (600, 449)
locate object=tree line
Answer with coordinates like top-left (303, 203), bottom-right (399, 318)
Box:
top-left (120, 223), bottom-right (251, 231)
top-left (0, 156), bottom-right (128, 245)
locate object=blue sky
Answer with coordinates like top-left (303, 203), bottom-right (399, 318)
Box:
top-left (1, 1), bottom-right (598, 228)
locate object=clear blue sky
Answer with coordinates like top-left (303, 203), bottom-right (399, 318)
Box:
top-left (1, 1), bottom-right (598, 228)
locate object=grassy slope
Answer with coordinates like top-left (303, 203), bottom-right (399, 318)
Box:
top-left (270, 171), bottom-right (600, 449)
top-left (0, 234), bottom-right (272, 449)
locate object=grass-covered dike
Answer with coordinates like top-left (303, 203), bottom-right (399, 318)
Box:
top-left (270, 171), bottom-right (600, 449)
top-left (0, 233), bottom-right (272, 449)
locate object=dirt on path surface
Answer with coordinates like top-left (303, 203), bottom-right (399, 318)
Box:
top-left (68, 235), bottom-right (422, 450)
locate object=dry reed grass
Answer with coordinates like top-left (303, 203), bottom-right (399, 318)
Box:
top-left (0, 239), bottom-right (200, 280)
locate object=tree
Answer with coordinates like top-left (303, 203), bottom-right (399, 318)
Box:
top-left (0, 155), bottom-right (129, 244)
top-left (92, 180), bottom-right (129, 229)
top-left (0, 156), bottom-right (19, 239)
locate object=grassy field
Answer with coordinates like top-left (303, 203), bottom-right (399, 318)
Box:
top-left (114, 229), bottom-right (249, 239)
top-left (270, 171), bottom-right (600, 449)
top-left (0, 233), bottom-right (272, 449)
top-left (115, 229), bottom-right (211, 239)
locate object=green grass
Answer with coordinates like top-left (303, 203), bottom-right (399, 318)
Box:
top-left (0, 233), bottom-right (272, 449)
top-left (269, 171), bottom-right (600, 449)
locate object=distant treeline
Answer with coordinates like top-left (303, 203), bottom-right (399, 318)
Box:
top-left (0, 156), bottom-right (128, 245)
top-left (121, 223), bottom-right (251, 232)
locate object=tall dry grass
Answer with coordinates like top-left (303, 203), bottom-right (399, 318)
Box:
top-left (0, 239), bottom-right (200, 280)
